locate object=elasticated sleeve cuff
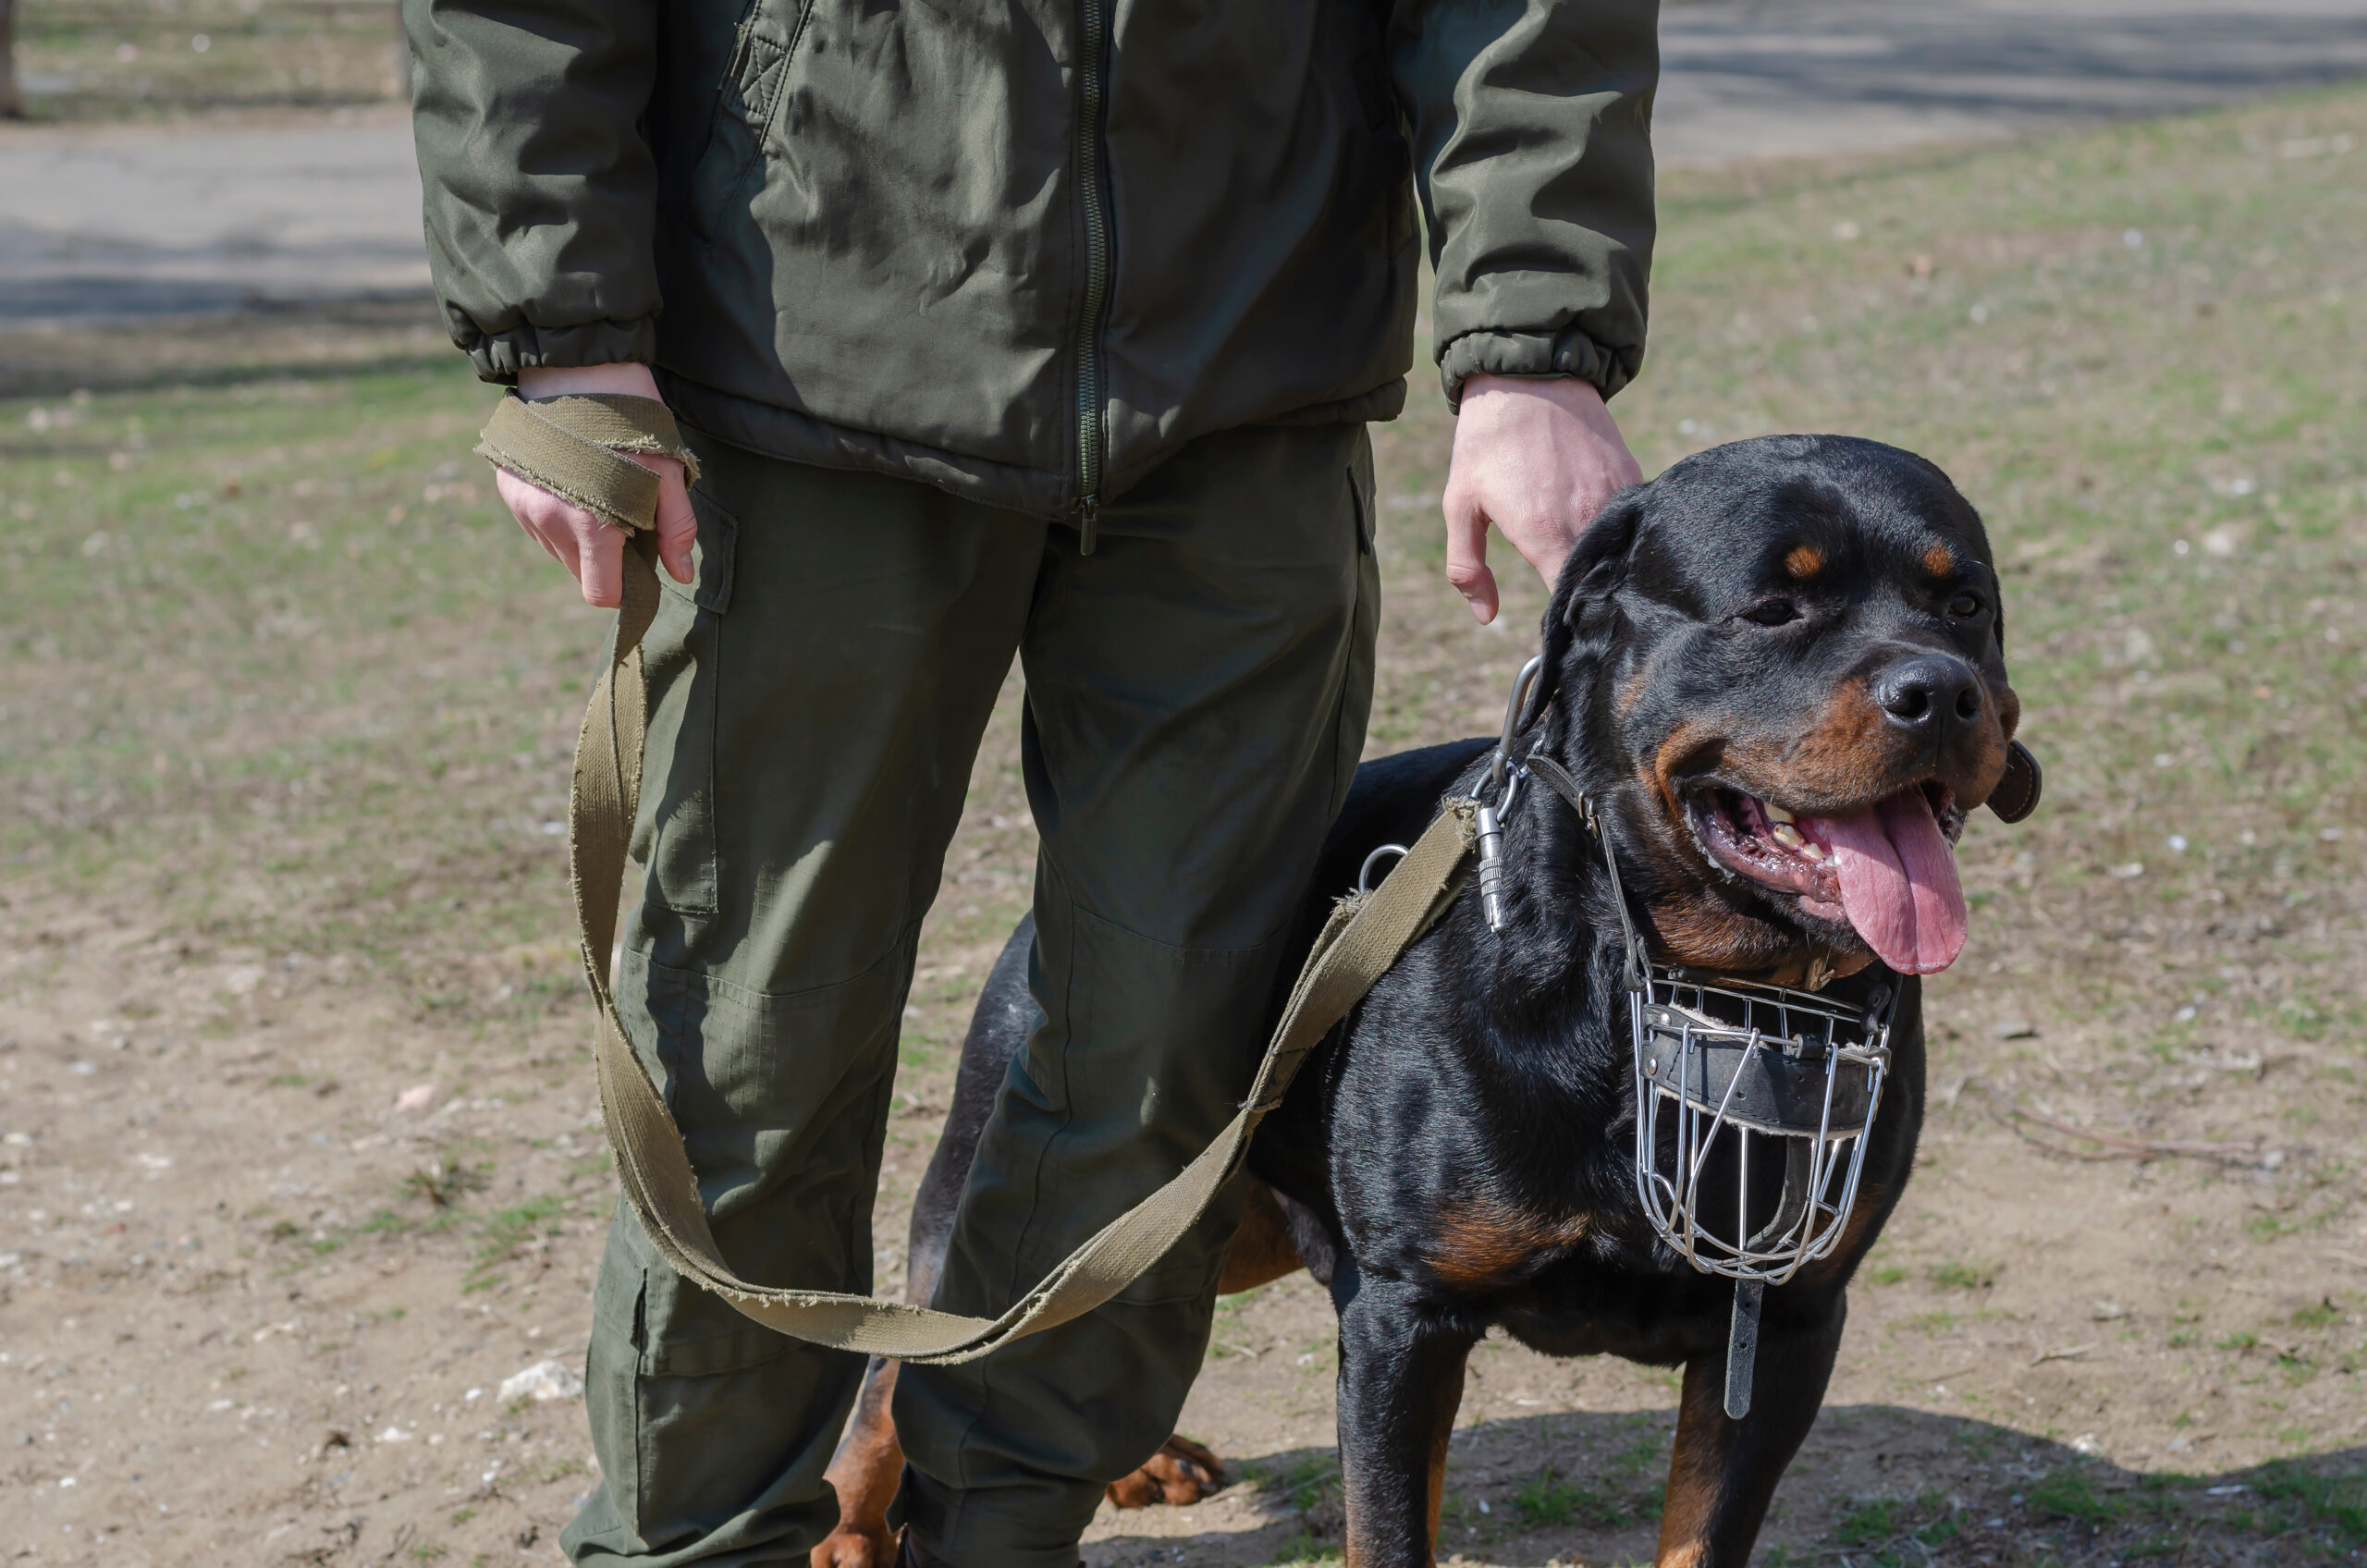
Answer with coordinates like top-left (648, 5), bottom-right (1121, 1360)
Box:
top-left (454, 314), bottom-right (662, 386)
top-left (1438, 327), bottom-right (1641, 410)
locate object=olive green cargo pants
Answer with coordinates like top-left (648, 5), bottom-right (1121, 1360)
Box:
top-left (561, 422), bottom-right (1380, 1568)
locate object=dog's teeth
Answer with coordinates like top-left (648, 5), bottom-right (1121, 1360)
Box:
top-left (1764, 803), bottom-right (1797, 825)
top-left (1771, 823), bottom-right (1807, 850)
top-left (1801, 839), bottom-right (1826, 862)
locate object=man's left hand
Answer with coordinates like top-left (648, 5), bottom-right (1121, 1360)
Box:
top-left (1441, 374), bottom-right (1644, 624)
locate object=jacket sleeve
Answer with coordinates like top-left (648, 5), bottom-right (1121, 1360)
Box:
top-left (403, 0), bottom-right (664, 383)
top-left (1387, 0), bottom-right (1657, 406)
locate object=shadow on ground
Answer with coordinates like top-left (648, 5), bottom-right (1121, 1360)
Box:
top-left (0, 297), bottom-right (448, 398)
top-left (1092, 1405), bottom-right (2366, 1567)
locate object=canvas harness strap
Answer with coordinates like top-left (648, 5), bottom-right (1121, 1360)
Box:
top-left (493, 393), bottom-right (1480, 1365)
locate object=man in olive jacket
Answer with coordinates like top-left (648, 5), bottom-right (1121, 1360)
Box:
top-left (406, 1), bottom-right (1658, 1562)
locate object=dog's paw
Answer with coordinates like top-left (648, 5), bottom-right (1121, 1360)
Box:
top-left (1103, 1434), bottom-right (1226, 1508)
top-left (811, 1524), bottom-right (899, 1568)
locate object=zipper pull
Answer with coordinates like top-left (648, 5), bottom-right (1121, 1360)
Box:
top-left (1077, 496), bottom-right (1099, 557)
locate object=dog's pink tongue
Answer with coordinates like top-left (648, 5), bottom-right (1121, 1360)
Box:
top-left (1800, 790), bottom-right (1968, 974)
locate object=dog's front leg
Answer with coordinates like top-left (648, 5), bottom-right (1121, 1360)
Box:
top-left (1654, 1290), bottom-right (1846, 1568)
top-left (812, 1356), bottom-right (903, 1568)
top-left (1335, 1273), bottom-right (1478, 1568)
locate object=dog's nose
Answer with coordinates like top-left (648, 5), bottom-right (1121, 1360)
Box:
top-left (1872, 654), bottom-right (1982, 735)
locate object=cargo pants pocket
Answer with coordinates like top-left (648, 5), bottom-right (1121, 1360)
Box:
top-left (566, 1222), bottom-right (854, 1563)
top-left (634, 486), bottom-right (739, 920)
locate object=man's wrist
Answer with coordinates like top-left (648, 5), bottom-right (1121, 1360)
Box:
top-left (517, 362), bottom-right (664, 401)
top-left (1459, 373), bottom-right (1605, 412)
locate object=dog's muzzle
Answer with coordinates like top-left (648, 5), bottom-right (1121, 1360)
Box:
top-left (1630, 969), bottom-right (1894, 1286)
top-left (1630, 968), bottom-right (1895, 1420)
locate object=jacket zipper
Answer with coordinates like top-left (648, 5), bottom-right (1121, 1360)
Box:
top-left (1071, 0), bottom-right (1111, 555)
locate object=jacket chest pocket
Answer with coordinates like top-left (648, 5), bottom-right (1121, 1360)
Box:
top-left (690, 0), bottom-right (815, 242)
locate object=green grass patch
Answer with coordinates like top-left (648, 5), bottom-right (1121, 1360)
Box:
top-left (2291, 1297), bottom-right (2344, 1329)
top-left (1833, 1490), bottom-right (1964, 1565)
top-left (1262, 1536), bottom-right (1342, 1568)
top-left (1928, 1258), bottom-right (1999, 1292)
top-left (1511, 1466), bottom-right (1636, 1529)
top-left (2253, 1459), bottom-right (2367, 1547)
top-left (2029, 1468), bottom-right (2121, 1525)
top-left (1244, 1452), bottom-right (1339, 1515)
top-left (467, 1194), bottom-right (567, 1289)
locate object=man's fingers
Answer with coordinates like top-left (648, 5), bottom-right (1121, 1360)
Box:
top-left (642, 456), bottom-right (697, 584)
top-left (1445, 374), bottom-right (1647, 601)
top-left (1495, 506), bottom-right (1580, 594)
top-left (497, 467), bottom-right (584, 575)
top-left (1441, 489), bottom-right (1500, 625)
top-left (570, 515), bottom-right (625, 608)
top-left (514, 510), bottom-right (565, 567)
top-left (496, 465), bottom-right (630, 606)
top-left (535, 512), bottom-right (585, 584)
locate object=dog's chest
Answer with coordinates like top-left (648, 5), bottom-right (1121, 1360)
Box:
top-left (1485, 1244), bottom-right (1743, 1364)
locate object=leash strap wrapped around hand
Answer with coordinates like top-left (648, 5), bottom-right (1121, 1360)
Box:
top-left (475, 392), bottom-right (702, 532)
top-left (557, 467), bottom-right (1478, 1362)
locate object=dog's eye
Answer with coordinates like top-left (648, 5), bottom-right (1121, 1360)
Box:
top-left (1949, 592), bottom-right (1984, 618)
top-left (1740, 600), bottom-right (1799, 627)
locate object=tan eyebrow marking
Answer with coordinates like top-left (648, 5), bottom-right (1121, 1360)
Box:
top-left (1924, 543), bottom-right (1957, 578)
top-left (1783, 545), bottom-right (1824, 580)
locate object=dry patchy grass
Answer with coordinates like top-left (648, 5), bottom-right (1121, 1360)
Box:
top-left (9, 0), bottom-right (406, 120)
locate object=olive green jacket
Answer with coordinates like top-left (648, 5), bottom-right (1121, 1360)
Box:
top-left (406, 0), bottom-right (1657, 519)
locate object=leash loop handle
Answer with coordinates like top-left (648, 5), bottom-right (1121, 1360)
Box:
top-left (476, 392), bottom-right (702, 533)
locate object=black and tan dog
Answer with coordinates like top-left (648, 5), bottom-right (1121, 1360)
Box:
top-left (816, 434), bottom-right (2036, 1568)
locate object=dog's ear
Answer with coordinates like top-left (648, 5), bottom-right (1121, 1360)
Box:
top-left (1523, 486), bottom-right (1648, 739)
top-left (1539, 484), bottom-right (1648, 672)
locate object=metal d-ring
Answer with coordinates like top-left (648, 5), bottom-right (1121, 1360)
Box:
top-left (1357, 843), bottom-right (1410, 895)
top-left (1485, 655), bottom-right (1547, 800)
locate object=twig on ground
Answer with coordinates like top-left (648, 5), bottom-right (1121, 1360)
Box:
top-left (1981, 1087), bottom-right (2259, 1163)
top-left (2032, 1342), bottom-right (2095, 1366)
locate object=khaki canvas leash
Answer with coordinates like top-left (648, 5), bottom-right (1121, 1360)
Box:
top-left (488, 392), bottom-right (1481, 1364)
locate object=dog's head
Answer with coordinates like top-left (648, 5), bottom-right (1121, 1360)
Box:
top-left (1540, 434), bottom-right (2025, 980)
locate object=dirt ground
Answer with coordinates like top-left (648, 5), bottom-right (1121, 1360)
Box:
top-left (7, 86), bottom-right (2367, 1568)
top-left (4, 727), bottom-right (2361, 1568)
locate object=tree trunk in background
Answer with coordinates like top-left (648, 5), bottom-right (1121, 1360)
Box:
top-left (0, 0), bottom-right (23, 121)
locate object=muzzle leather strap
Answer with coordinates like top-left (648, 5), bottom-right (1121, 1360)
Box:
top-left (567, 522), bottom-right (1478, 1361)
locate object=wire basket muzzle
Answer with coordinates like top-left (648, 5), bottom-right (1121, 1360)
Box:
top-left (1632, 971), bottom-right (1895, 1285)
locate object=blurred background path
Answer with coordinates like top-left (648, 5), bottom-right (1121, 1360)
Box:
top-left (2, 0), bottom-right (2366, 324)
top-left (1659, 0), bottom-right (2367, 162)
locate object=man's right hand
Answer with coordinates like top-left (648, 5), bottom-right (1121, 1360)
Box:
top-left (499, 362), bottom-right (698, 607)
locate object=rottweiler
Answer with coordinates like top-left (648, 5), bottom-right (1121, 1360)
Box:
top-left (814, 434), bottom-right (2036, 1568)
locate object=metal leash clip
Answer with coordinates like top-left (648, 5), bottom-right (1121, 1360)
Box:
top-left (1478, 655), bottom-right (1547, 932)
